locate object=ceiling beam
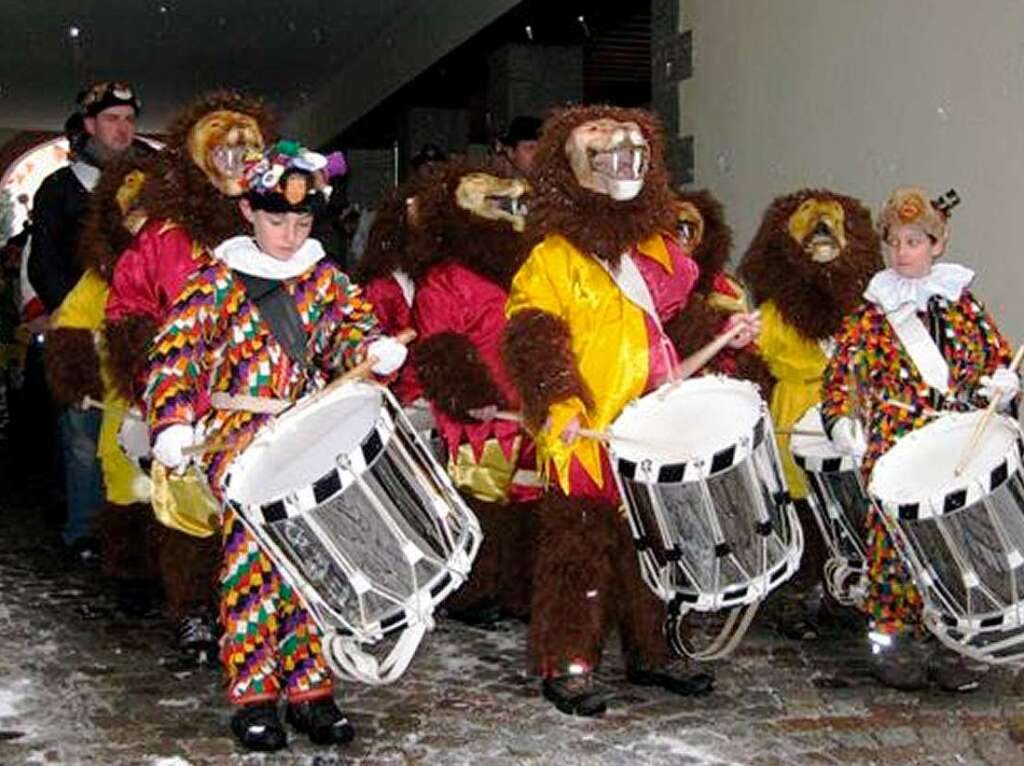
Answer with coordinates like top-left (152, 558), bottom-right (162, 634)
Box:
top-left (284, 0), bottom-right (522, 146)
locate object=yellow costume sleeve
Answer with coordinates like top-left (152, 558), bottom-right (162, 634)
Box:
top-left (54, 270), bottom-right (146, 504)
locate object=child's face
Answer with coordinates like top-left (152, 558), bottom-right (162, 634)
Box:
top-left (885, 224), bottom-right (944, 278)
top-left (241, 200), bottom-right (314, 261)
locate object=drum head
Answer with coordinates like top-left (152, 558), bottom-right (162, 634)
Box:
top-left (790, 406), bottom-right (834, 459)
top-left (610, 376), bottom-right (762, 464)
top-left (871, 412), bottom-right (1019, 508)
top-left (227, 382), bottom-right (383, 507)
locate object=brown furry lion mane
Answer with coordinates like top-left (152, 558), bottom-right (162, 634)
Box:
top-left (138, 90), bottom-right (276, 250)
top-left (78, 156), bottom-right (154, 282)
top-left (44, 327), bottom-right (103, 407)
top-left (740, 188), bottom-right (882, 341)
top-left (528, 104), bottom-right (677, 264)
top-left (677, 188), bottom-right (733, 296)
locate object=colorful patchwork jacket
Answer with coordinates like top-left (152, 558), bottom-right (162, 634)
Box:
top-left (822, 286), bottom-right (1011, 476)
top-left (144, 258), bottom-right (379, 496)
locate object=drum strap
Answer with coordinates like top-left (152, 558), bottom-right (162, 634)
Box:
top-left (599, 252), bottom-right (661, 330)
top-left (235, 271), bottom-right (312, 371)
top-left (886, 305), bottom-right (950, 394)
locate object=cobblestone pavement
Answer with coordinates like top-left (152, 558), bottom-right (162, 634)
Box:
top-left (1, 480), bottom-right (1024, 766)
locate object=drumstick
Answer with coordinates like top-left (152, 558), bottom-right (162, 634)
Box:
top-left (775, 427), bottom-right (825, 437)
top-left (81, 395), bottom-right (143, 420)
top-left (657, 314), bottom-right (756, 401)
top-left (954, 344), bottom-right (1024, 476)
top-left (188, 329), bottom-right (419, 454)
top-left (487, 409), bottom-right (661, 448)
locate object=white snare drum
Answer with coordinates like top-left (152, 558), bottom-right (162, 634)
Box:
top-left (608, 376), bottom-right (803, 659)
top-left (223, 381), bottom-right (481, 684)
top-left (790, 405), bottom-right (871, 605)
top-left (871, 411), bottom-right (1024, 664)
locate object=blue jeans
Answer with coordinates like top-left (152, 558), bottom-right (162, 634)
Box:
top-left (60, 408), bottom-right (104, 546)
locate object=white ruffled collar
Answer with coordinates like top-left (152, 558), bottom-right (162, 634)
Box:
top-left (863, 262), bottom-right (974, 314)
top-left (213, 235), bottom-right (326, 280)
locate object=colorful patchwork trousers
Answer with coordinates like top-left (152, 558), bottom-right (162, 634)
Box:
top-left (219, 509), bottom-right (334, 705)
top-left (862, 505), bottom-right (923, 636)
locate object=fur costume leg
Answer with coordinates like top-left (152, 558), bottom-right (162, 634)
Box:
top-left (528, 494), bottom-right (618, 677)
top-left (498, 499), bottom-right (538, 620)
top-left (611, 514), bottom-right (671, 669)
top-left (158, 526), bottom-right (220, 622)
top-left (96, 501), bottom-right (159, 581)
top-left (444, 497), bottom-right (504, 615)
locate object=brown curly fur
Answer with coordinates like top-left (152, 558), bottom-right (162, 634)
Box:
top-left (158, 528), bottom-right (221, 621)
top-left (444, 497), bottom-right (537, 620)
top-left (529, 105), bottom-right (677, 265)
top-left (78, 156), bottom-right (154, 282)
top-left (354, 166), bottom-right (444, 284)
top-left (44, 327), bottom-right (102, 407)
top-left (401, 158), bottom-right (532, 287)
top-left (106, 314), bottom-right (157, 400)
top-left (740, 189), bottom-right (882, 341)
top-left (137, 90), bottom-right (276, 250)
top-left (96, 502), bottom-right (164, 581)
top-left (413, 332), bottom-right (507, 420)
top-left (502, 309), bottom-right (593, 432)
top-left (529, 495), bottom-right (668, 675)
top-left (678, 189), bottom-right (733, 296)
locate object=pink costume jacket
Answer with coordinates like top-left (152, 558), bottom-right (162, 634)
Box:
top-left (364, 273), bottom-right (421, 405)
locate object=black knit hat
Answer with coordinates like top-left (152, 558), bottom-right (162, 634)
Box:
top-left (78, 82), bottom-right (141, 117)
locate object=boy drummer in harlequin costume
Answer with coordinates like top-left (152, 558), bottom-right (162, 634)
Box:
top-left (143, 140), bottom-right (408, 752)
top-left (822, 187), bottom-right (1019, 692)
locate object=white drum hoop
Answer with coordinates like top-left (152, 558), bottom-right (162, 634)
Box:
top-left (223, 381), bottom-right (481, 683)
top-left (871, 411), bottom-right (1024, 664)
top-left (608, 377), bottom-right (804, 658)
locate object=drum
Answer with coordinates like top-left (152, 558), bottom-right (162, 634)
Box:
top-left (871, 411), bottom-right (1024, 664)
top-left (608, 376), bottom-right (803, 659)
top-left (790, 405), bottom-right (871, 605)
top-left (223, 381), bottom-right (481, 684)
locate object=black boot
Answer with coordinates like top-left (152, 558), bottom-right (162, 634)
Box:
top-left (230, 702), bottom-right (287, 752)
top-left (541, 674), bottom-right (610, 717)
top-left (286, 697), bottom-right (355, 745)
top-left (114, 578), bottom-right (153, 618)
top-left (869, 630), bottom-right (929, 691)
top-left (626, 663), bottom-right (715, 696)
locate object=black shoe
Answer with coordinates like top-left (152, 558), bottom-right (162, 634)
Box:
top-left (230, 702), bottom-right (287, 752)
top-left (626, 664), bottom-right (715, 696)
top-left (869, 631), bottom-right (929, 691)
top-left (928, 647), bottom-right (983, 693)
top-left (446, 602), bottom-right (503, 630)
top-left (541, 674), bottom-right (610, 717)
top-left (114, 579), bottom-right (153, 618)
top-left (178, 614), bottom-right (218, 664)
top-left (67, 536), bottom-right (101, 567)
top-left (285, 697), bottom-right (355, 745)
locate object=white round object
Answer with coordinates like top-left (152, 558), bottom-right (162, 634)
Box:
top-left (226, 382), bottom-right (381, 508)
top-left (609, 376), bottom-right (762, 467)
top-left (870, 411), bottom-right (1020, 512)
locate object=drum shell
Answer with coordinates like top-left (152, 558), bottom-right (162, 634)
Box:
top-left (609, 377), bottom-right (803, 612)
top-left (871, 411), bottom-right (1024, 662)
top-left (223, 383), bottom-right (481, 647)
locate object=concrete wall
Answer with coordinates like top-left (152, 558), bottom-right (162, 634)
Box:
top-left (678, 0), bottom-right (1024, 339)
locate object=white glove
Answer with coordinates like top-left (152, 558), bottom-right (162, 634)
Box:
top-left (830, 417), bottom-right (867, 458)
top-left (117, 410), bottom-right (151, 465)
top-left (367, 336), bottom-right (408, 375)
top-left (152, 423), bottom-right (196, 472)
top-left (979, 367), bottom-right (1020, 407)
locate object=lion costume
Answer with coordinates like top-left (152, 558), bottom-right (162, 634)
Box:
top-left (502, 105), bottom-right (714, 716)
top-left (405, 159), bottom-right (540, 622)
top-left (102, 90), bottom-right (274, 656)
top-left (664, 189), bottom-right (774, 397)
